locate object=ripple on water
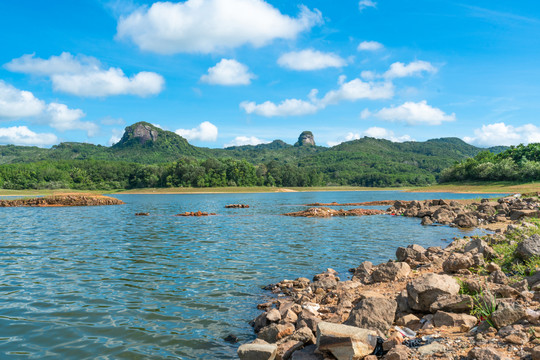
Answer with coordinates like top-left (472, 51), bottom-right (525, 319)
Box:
top-left (0, 191), bottom-right (496, 359)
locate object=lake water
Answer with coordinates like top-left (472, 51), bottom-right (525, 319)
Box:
top-left (0, 191), bottom-right (498, 359)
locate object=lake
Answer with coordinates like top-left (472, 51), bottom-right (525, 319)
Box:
top-left (0, 191), bottom-right (498, 359)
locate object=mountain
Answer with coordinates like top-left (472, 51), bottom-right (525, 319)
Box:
top-left (0, 121), bottom-right (509, 187)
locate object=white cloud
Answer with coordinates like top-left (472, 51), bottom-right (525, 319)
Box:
top-left (463, 122), bottom-right (540, 147)
top-left (0, 80), bottom-right (45, 119)
top-left (46, 103), bottom-right (98, 136)
top-left (224, 136), bottom-right (270, 147)
top-left (175, 121), bottom-right (218, 142)
top-left (357, 41), bottom-right (383, 51)
top-left (5, 52), bottom-right (164, 97)
top-left (320, 76), bottom-right (394, 105)
top-left (108, 128), bottom-right (124, 145)
top-left (200, 59), bottom-right (255, 85)
top-left (327, 127), bottom-right (412, 146)
top-left (241, 76), bottom-right (393, 117)
top-left (117, 0), bottom-right (323, 54)
top-left (277, 49), bottom-right (346, 71)
top-left (362, 100), bottom-right (456, 125)
top-left (384, 60), bottom-right (437, 79)
top-left (241, 98), bottom-right (319, 117)
top-left (0, 126), bottom-right (58, 146)
top-left (359, 0), bottom-right (377, 11)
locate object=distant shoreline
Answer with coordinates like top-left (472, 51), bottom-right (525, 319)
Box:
top-left (0, 182), bottom-right (537, 196)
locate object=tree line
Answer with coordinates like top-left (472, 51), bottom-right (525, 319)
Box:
top-left (440, 143), bottom-right (540, 182)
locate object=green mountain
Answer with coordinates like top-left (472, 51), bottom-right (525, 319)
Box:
top-left (0, 122), bottom-right (509, 189)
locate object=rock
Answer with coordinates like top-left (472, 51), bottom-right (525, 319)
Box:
top-left (468, 346), bottom-right (511, 360)
top-left (429, 294), bottom-right (473, 313)
top-left (432, 207), bottom-right (455, 224)
top-left (371, 261), bottom-right (411, 283)
top-left (383, 344), bottom-right (410, 360)
top-left (316, 322), bottom-right (378, 360)
top-left (267, 309), bottom-right (282, 322)
top-left (491, 302), bottom-right (527, 329)
top-left (488, 270), bottom-right (508, 285)
top-left (297, 310), bottom-right (320, 333)
top-left (276, 340), bottom-right (303, 360)
top-left (344, 296), bottom-right (397, 336)
top-left (295, 131), bottom-right (315, 147)
top-left (395, 314), bottom-right (420, 330)
top-left (417, 342), bottom-right (446, 356)
top-left (516, 234), bottom-right (540, 260)
top-left (238, 343), bottom-right (278, 360)
top-left (352, 261), bottom-right (373, 283)
top-left (396, 290), bottom-right (411, 314)
top-left (442, 253), bottom-right (474, 273)
top-left (433, 311), bottom-right (477, 329)
top-left (253, 312), bottom-right (269, 332)
top-left (465, 238), bottom-right (496, 259)
top-left (259, 323), bottom-right (295, 343)
top-left (510, 209), bottom-right (540, 221)
top-left (396, 244), bottom-right (427, 264)
top-left (382, 332), bottom-right (403, 351)
top-left (290, 345), bottom-right (323, 360)
top-left (532, 345), bottom-right (540, 360)
top-left (407, 273), bottom-right (460, 312)
top-left (283, 309), bottom-right (298, 324)
top-left (486, 262), bottom-right (501, 273)
top-left (453, 213), bottom-right (479, 228)
top-left (421, 216), bottom-right (433, 225)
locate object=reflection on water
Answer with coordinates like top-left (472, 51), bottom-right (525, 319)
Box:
top-left (0, 191), bottom-right (496, 359)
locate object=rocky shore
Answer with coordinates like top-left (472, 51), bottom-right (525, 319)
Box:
top-left (0, 194), bottom-right (124, 207)
top-left (238, 194), bottom-right (540, 360)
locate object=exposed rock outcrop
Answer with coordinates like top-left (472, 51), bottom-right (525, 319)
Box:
top-left (295, 131), bottom-right (315, 147)
top-left (0, 194), bottom-right (124, 207)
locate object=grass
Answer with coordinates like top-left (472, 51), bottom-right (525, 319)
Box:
top-left (408, 181), bottom-right (540, 194)
top-left (471, 290), bottom-right (497, 327)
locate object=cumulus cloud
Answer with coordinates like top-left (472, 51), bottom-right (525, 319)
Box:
top-left (0, 80), bottom-right (99, 137)
top-left (463, 122), bottom-right (540, 147)
top-left (46, 103), bottom-right (98, 136)
top-left (384, 60), bottom-right (437, 79)
top-left (175, 121), bottom-right (218, 142)
top-left (359, 0), bottom-right (377, 11)
top-left (224, 136), bottom-right (270, 147)
top-left (327, 127), bottom-right (412, 146)
top-left (240, 98), bottom-right (319, 117)
top-left (361, 100), bottom-right (455, 125)
top-left (277, 49), bottom-right (346, 71)
top-left (0, 126), bottom-right (58, 146)
top-left (5, 52), bottom-right (164, 97)
top-left (357, 41), bottom-right (383, 51)
top-left (241, 76), bottom-right (393, 117)
top-left (108, 128), bottom-right (125, 146)
top-left (200, 59), bottom-right (255, 85)
top-left (0, 80), bottom-right (45, 119)
top-left (117, 0), bottom-right (323, 54)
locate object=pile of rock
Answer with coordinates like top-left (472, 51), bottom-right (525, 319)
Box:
top-left (0, 194), bottom-right (125, 207)
top-left (284, 207), bottom-right (384, 218)
top-left (175, 211), bottom-right (216, 216)
top-left (387, 196), bottom-right (540, 228)
top-left (225, 204), bottom-right (250, 208)
top-left (239, 222), bottom-right (540, 359)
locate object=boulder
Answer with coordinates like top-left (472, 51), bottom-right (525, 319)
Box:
top-left (532, 345), bottom-right (540, 360)
top-left (344, 296), bottom-right (397, 336)
top-left (488, 270), bottom-right (508, 285)
top-left (510, 209), bottom-right (540, 221)
top-left (491, 302), bottom-right (527, 329)
top-left (468, 346), bottom-right (511, 360)
top-left (259, 323), bottom-right (295, 343)
top-left (453, 213), bottom-right (479, 228)
top-left (290, 345), bottom-right (323, 360)
top-left (417, 342), bottom-right (447, 356)
top-left (238, 343), bottom-right (278, 360)
top-left (352, 261), bottom-right (373, 283)
top-left (442, 253), bottom-right (474, 273)
top-left (464, 238), bottom-right (496, 259)
top-left (395, 314), bottom-right (420, 330)
top-left (516, 234), bottom-right (540, 260)
top-left (316, 322), bottom-right (378, 360)
top-left (407, 273), bottom-right (460, 312)
top-left (433, 311), bottom-right (477, 329)
top-left (429, 294), bottom-right (473, 313)
top-left (371, 261), bottom-right (411, 283)
top-left (395, 245), bottom-right (427, 264)
top-left (383, 344), bottom-right (410, 360)
top-left (267, 308), bottom-right (282, 322)
top-left (432, 207), bottom-right (455, 224)
top-left (276, 340), bottom-right (303, 360)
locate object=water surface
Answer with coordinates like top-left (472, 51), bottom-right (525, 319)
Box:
top-left (0, 191), bottom-right (497, 359)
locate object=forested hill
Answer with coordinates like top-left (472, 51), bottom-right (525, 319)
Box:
top-left (0, 122), bottom-right (508, 189)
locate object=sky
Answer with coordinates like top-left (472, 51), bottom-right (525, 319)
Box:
top-left (1, 0), bottom-right (540, 149)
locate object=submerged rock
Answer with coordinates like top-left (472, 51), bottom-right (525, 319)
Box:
top-left (283, 207), bottom-right (384, 218)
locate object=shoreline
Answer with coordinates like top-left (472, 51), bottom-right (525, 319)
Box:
top-left (1, 182), bottom-right (537, 196)
top-left (238, 194), bottom-right (540, 359)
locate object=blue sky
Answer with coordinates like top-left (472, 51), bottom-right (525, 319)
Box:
top-left (1, 0), bottom-right (539, 148)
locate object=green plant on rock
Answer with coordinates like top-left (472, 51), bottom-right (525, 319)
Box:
top-left (456, 277), bottom-right (476, 296)
top-left (471, 289), bottom-right (497, 327)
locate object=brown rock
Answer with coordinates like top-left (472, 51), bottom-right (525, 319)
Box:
top-left (442, 253), bottom-right (474, 273)
top-left (433, 311), bottom-right (477, 329)
top-left (276, 340), bottom-right (303, 360)
top-left (407, 273), bottom-right (460, 312)
top-left (290, 345), bottom-right (323, 360)
top-left (429, 294), bottom-right (473, 313)
top-left (468, 346), bottom-right (511, 360)
top-left (383, 344), bottom-right (410, 360)
top-left (491, 302), bottom-right (527, 329)
top-left (316, 322), bottom-right (378, 360)
top-left (238, 343), bottom-right (278, 360)
top-left (344, 296), bottom-right (397, 336)
top-left (267, 308), bottom-right (282, 323)
top-left (371, 261), bottom-right (411, 283)
top-left (382, 332), bottom-right (403, 351)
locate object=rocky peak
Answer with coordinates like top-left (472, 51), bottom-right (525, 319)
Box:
top-left (295, 131), bottom-right (315, 147)
top-left (118, 122), bottom-right (159, 145)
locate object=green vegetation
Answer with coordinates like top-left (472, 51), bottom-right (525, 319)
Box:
top-left (440, 143), bottom-right (540, 183)
top-left (471, 290), bottom-right (497, 327)
top-left (0, 122), bottom-right (516, 191)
